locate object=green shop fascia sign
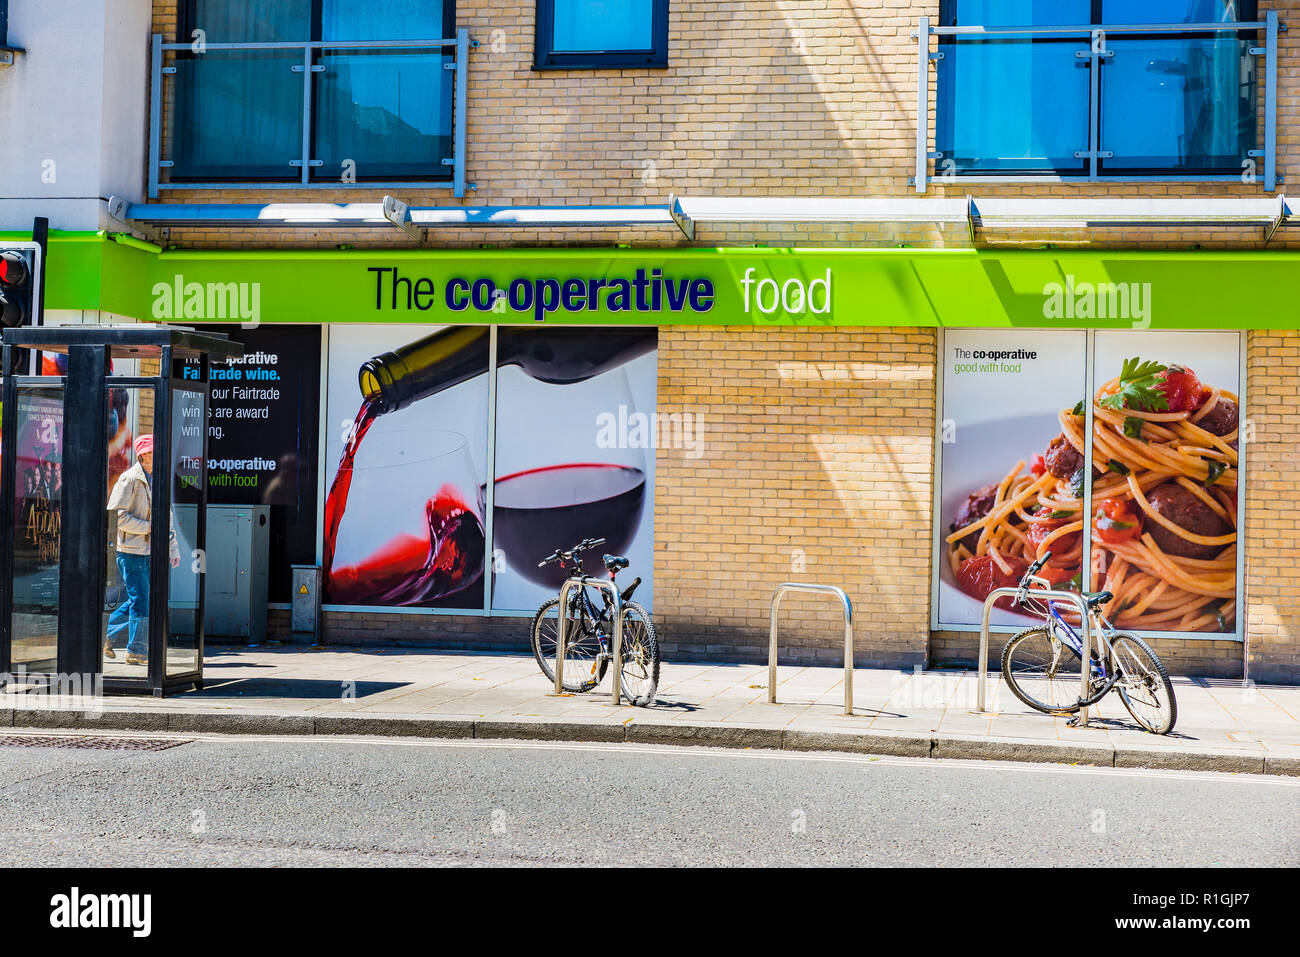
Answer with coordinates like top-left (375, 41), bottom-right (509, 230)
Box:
top-left (17, 232), bottom-right (1300, 330)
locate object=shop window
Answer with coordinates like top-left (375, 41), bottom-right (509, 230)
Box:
top-left (172, 0), bottom-right (456, 183)
top-left (935, 329), bottom-right (1244, 641)
top-left (935, 0), bottom-right (1259, 177)
top-left (534, 0), bottom-right (669, 69)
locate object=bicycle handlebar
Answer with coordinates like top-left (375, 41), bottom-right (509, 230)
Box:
top-left (537, 537), bottom-right (608, 568)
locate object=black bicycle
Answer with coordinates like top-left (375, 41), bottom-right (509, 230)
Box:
top-left (530, 537), bottom-right (659, 707)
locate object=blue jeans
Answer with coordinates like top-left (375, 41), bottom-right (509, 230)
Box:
top-left (107, 552), bottom-right (150, 658)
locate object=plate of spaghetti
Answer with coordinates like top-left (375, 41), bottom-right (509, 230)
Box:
top-left (942, 357), bottom-right (1238, 633)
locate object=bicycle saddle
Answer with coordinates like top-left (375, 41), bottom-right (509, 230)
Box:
top-left (1083, 591), bottom-right (1113, 609)
top-left (603, 554), bottom-right (629, 572)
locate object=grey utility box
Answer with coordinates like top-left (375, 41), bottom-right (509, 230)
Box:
top-left (291, 565), bottom-right (322, 640)
top-left (195, 504), bottom-right (269, 643)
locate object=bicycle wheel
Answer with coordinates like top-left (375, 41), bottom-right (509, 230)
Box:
top-left (1110, 633), bottom-right (1177, 735)
top-left (1000, 627), bottom-right (1084, 714)
top-left (615, 600), bottom-right (659, 707)
top-left (530, 594), bottom-right (607, 693)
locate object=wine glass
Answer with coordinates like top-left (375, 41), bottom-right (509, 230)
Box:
top-left (487, 366), bottom-right (648, 609)
top-left (326, 426), bottom-right (485, 608)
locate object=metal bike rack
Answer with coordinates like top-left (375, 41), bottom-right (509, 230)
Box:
top-left (553, 575), bottom-right (624, 706)
top-left (978, 588), bottom-right (1094, 728)
top-left (768, 583), bottom-right (855, 716)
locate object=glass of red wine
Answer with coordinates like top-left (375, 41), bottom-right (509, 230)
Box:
top-left (326, 426), bottom-right (485, 608)
top-left (486, 366), bottom-right (647, 606)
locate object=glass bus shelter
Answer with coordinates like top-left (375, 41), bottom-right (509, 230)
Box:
top-left (0, 326), bottom-right (242, 695)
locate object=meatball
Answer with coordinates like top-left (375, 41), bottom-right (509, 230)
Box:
top-left (951, 483), bottom-right (997, 552)
top-left (1144, 483), bottom-right (1230, 560)
top-left (1044, 434), bottom-right (1084, 481)
top-left (1196, 397), bottom-right (1238, 438)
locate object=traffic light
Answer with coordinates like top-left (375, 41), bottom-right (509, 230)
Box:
top-left (0, 242), bottom-right (41, 375)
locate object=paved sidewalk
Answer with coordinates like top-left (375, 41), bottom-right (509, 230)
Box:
top-left (2, 645), bottom-right (1297, 775)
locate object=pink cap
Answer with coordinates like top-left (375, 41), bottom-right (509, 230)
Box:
top-left (134, 434), bottom-right (154, 457)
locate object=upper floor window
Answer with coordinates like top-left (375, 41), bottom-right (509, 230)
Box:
top-left (935, 0), bottom-right (1260, 178)
top-left (171, 0), bottom-right (456, 183)
top-left (534, 0), bottom-right (669, 69)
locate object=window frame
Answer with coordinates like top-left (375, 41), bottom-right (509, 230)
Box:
top-left (172, 0), bottom-right (458, 185)
top-left (533, 0), bottom-right (670, 71)
top-left (935, 0), bottom-right (1260, 179)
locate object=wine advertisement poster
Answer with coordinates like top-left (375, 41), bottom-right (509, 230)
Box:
top-left (490, 328), bottom-right (658, 613)
top-left (321, 325), bottom-right (658, 614)
top-left (324, 325), bottom-right (491, 610)
top-left (937, 330), bottom-right (1242, 635)
top-left (937, 330), bottom-right (1086, 629)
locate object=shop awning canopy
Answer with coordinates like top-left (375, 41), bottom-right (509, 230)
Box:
top-left (120, 194), bottom-right (1295, 243)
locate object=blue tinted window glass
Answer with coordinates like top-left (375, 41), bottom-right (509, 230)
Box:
top-left (944, 1), bottom-right (1090, 26)
top-left (1101, 36), bottom-right (1255, 170)
top-left (553, 0), bottom-right (654, 52)
top-left (1101, 1), bottom-right (1247, 24)
top-left (323, 1), bottom-right (447, 40)
top-left (189, 1), bottom-right (308, 42)
top-left (937, 39), bottom-right (1090, 171)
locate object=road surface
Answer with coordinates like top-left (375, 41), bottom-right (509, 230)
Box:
top-left (0, 732), bottom-right (1293, 866)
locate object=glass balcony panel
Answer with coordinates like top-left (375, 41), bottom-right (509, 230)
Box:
top-left (936, 39), bottom-right (1090, 172)
top-left (1101, 36), bottom-right (1257, 172)
top-left (312, 49), bottom-right (453, 181)
top-left (169, 50), bottom-right (304, 181)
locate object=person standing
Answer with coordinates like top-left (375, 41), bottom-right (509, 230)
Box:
top-left (105, 435), bottom-right (179, 665)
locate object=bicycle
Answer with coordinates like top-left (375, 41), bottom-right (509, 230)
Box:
top-left (529, 537), bottom-right (660, 707)
top-left (1000, 550), bottom-right (1177, 735)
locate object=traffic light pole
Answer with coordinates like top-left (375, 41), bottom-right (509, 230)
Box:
top-left (31, 216), bottom-right (46, 376)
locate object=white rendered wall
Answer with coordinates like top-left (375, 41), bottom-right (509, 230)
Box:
top-left (0, 0), bottom-right (151, 232)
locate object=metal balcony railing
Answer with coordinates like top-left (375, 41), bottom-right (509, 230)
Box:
top-left (147, 29), bottom-right (473, 199)
top-left (913, 11), bottom-right (1280, 193)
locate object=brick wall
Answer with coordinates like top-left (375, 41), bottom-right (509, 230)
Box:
top-left (652, 325), bottom-right (935, 667)
top-left (1244, 330), bottom-right (1300, 683)
top-left (147, 0), bottom-right (1300, 251)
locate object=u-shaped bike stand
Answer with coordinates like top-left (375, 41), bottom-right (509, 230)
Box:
top-left (978, 587), bottom-right (1094, 728)
top-left (768, 583), bottom-right (855, 716)
top-left (553, 575), bottom-right (624, 706)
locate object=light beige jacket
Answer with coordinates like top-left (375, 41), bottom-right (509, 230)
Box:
top-left (107, 461), bottom-right (179, 561)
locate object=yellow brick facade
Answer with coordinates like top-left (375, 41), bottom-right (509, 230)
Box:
top-left (138, 1), bottom-right (1300, 678)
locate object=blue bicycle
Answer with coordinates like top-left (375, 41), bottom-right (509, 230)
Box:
top-left (1000, 551), bottom-right (1177, 734)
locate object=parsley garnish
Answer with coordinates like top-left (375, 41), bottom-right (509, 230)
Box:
top-left (1106, 459), bottom-right (1130, 476)
top-left (1204, 459), bottom-right (1226, 486)
top-left (1122, 416), bottom-right (1145, 441)
top-left (1048, 509), bottom-right (1073, 519)
top-left (1071, 400), bottom-right (1085, 417)
top-left (1069, 468), bottom-right (1085, 497)
top-left (1099, 357), bottom-right (1169, 412)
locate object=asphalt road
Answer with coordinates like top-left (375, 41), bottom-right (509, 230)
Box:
top-left (0, 732), bottom-right (1294, 867)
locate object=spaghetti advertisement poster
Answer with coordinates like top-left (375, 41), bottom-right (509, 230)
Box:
top-left (937, 330), bottom-right (1241, 635)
